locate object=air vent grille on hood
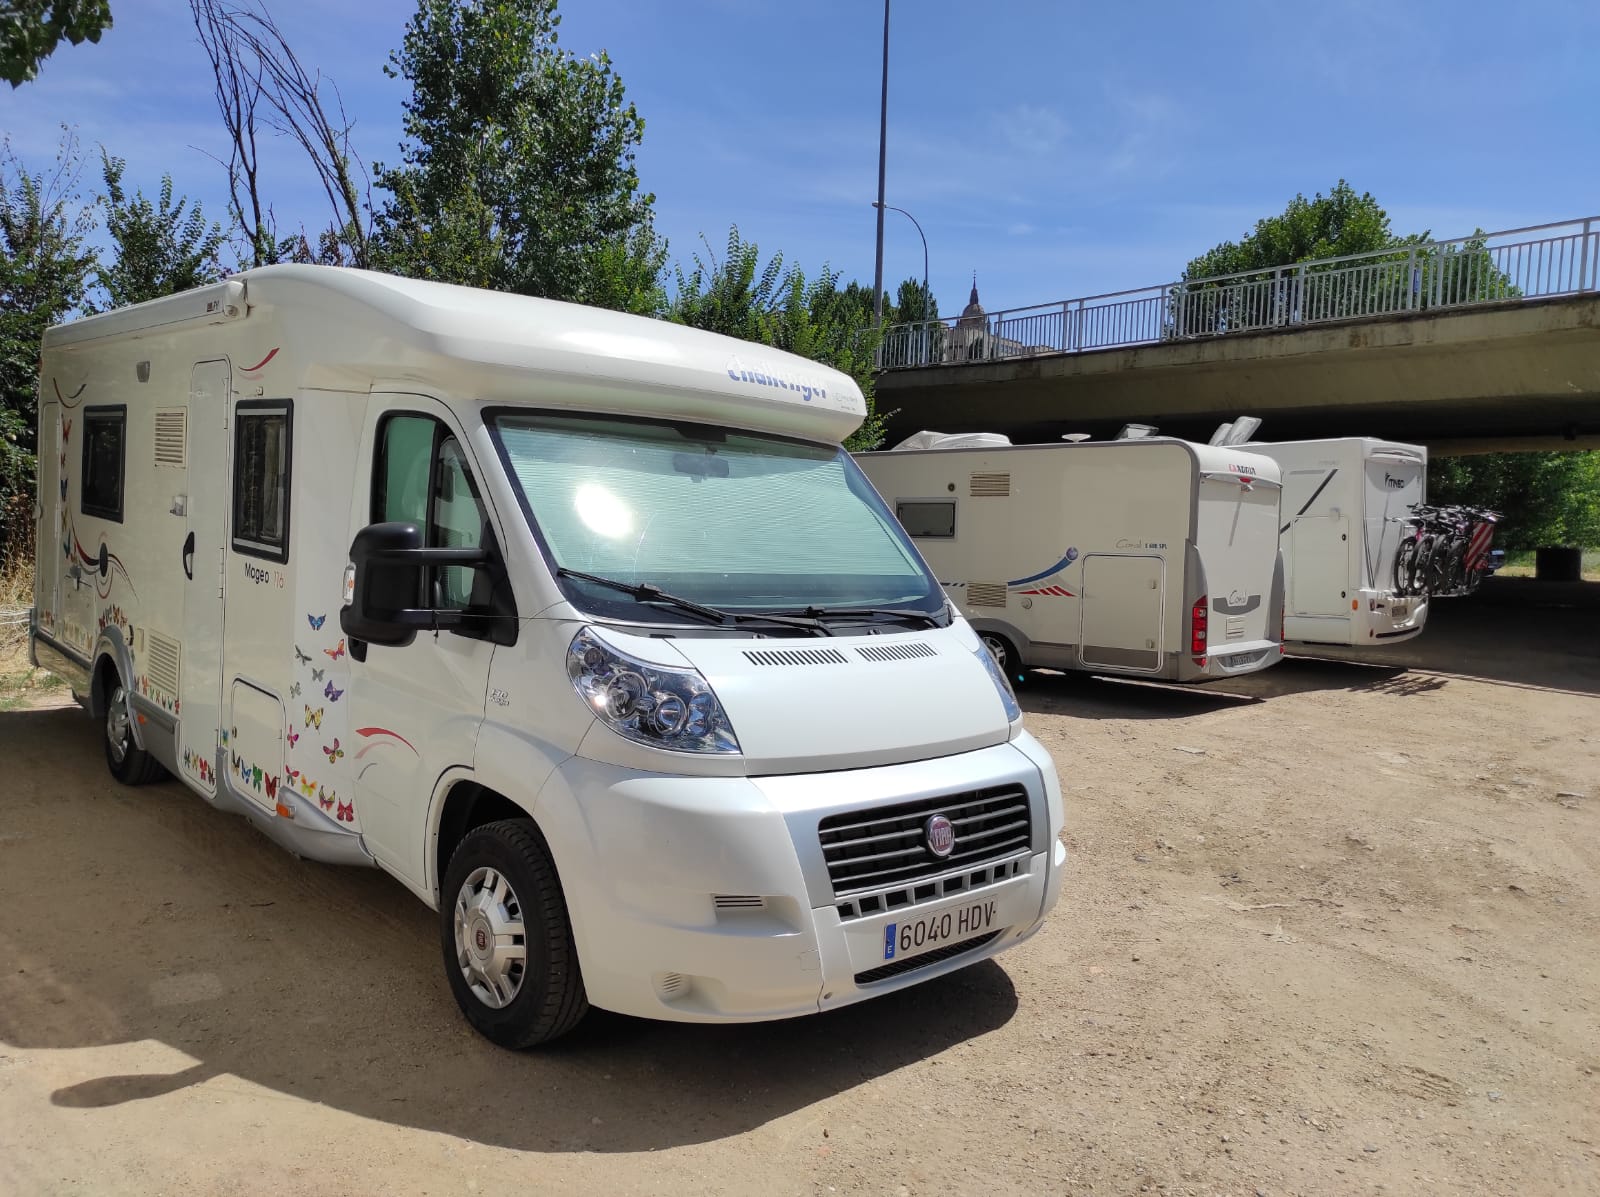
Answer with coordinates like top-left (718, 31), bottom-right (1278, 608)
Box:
top-left (855, 642), bottom-right (937, 662)
top-left (743, 647), bottom-right (849, 667)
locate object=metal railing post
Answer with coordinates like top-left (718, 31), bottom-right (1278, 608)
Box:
top-left (1581, 218), bottom-right (1593, 292)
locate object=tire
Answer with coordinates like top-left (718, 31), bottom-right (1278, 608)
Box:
top-left (1393, 537), bottom-right (1420, 596)
top-left (103, 679), bottom-right (167, 785)
top-left (1439, 537), bottom-right (1467, 595)
top-left (440, 818), bottom-right (589, 1049)
top-left (1420, 534), bottom-right (1446, 595)
top-left (980, 631), bottom-right (1026, 684)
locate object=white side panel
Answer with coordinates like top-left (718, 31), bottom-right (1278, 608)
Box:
top-left (179, 361), bottom-right (229, 793)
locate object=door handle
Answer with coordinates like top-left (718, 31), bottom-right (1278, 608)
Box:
top-left (182, 531), bottom-right (195, 580)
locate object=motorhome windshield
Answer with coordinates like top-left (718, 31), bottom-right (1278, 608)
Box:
top-left (488, 412), bottom-right (945, 626)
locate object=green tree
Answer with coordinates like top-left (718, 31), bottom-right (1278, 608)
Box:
top-left (668, 227), bottom-right (888, 450)
top-left (372, 0), bottom-right (665, 314)
top-left (0, 131), bottom-right (96, 549)
top-left (1184, 181), bottom-right (1414, 279)
top-left (1, 0), bottom-right (111, 87)
top-left (1431, 452), bottom-right (1600, 550)
top-left (890, 277), bottom-right (937, 326)
top-left (94, 152), bottom-right (225, 310)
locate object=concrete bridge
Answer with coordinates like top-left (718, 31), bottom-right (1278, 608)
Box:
top-left (875, 219), bottom-right (1600, 453)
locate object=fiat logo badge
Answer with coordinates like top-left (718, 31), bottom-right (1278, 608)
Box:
top-left (925, 813), bottom-right (955, 858)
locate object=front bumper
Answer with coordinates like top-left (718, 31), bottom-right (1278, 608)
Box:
top-left (531, 734), bottom-right (1066, 1022)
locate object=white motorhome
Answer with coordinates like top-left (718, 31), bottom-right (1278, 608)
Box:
top-left (29, 266), bottom-right (1065, 1048)
top-left (1242, 437), bottom-right (1429, 646)
top-left (856, 435), bottom-right (1285, 684)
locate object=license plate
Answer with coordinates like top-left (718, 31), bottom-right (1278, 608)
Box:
top-left (1391, 604), bottom-right (1408, 620)
top-left (883, 899), bottom-right (997, 961)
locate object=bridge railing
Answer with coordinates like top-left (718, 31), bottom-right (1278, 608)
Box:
top-left (878, 217), bottom-right (1600, 370)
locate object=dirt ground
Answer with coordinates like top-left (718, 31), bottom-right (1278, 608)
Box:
top-left (2, 592), bottom-right (1597, 1196)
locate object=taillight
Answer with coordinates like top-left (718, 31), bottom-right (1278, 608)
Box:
top-left (1191, 595), bottom-right (1208, 665)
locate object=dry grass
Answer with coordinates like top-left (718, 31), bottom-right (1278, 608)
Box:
top-left (0, 541), bottom-right (55, 706)
top-left (1494, 549), bottom-right (1600, 581)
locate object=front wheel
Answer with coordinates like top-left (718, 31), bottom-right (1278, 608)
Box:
top-left (440, 819), bottom-right (589, 1049)
top-left (104, 681), bottom-right (167, 785)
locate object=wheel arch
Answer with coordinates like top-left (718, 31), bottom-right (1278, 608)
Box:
top-left (430, 777), bottom-right (537, 906)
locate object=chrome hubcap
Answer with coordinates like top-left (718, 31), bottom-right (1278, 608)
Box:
top-left (106, 685), bottom-right (130, 764)
top-left (453, 866), bottom-right (527, 1009)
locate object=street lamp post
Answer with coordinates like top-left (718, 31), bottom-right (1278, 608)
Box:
top-left (872, 0), bottom-right (889, 328)
top-left (873, 200), bottom-right (930, 364)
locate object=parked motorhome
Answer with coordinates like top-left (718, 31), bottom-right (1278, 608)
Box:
top-left (1242, 438), bottom-right (1429, 647)
top-left (29, 266), bottom-right (1065, 1048)
top-left (856, 434), bottom-right (1285, 683)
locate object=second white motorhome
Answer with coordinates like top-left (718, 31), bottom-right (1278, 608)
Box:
top-left (856, 435), bottom-right (1285, 684)
top-left (29, 266), bottom-right (1066, 1049)
top-left (1242, 437), bottom-right (1429, 647)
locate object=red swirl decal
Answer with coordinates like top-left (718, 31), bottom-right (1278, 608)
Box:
top-left (239, 347), bottom-right (280, 373)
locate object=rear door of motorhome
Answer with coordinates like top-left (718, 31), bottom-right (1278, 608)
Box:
top-left (1279, 459), bottom-right (1351, 619)
top-left (1362, 447), bottom-right (1425, 591)
top-left (1197, 467), bottom-right (1281, 650)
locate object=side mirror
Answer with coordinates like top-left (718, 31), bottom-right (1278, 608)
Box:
top-left (339, 521), bottom-right (490, 647)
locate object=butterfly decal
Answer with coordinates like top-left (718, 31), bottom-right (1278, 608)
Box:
top-left (250, 765), bottom-right (263, 789)
top-left (324, 638), bottom-right (346, 661)
top-left (60, 478), bottom-right (68, 499)
top-left (61, 418), bottom-right (72, 443)
top-left (286, 729), bottom-right (299, 748)
top-left (284, 766), bottom-right (301, 782)
top-left (323, 738), bottom-right (344, 763)
top-left (312, 667), bottom-right (325, 682)
top-left (304, 704), bottom-right (324, 729)
top-left (336, 799), bottom-right (354, 823)
top-left (298, 776), bottom-right (317, 797)
top-left (317, 785), bottom-right (334, 811)
top-left (308, 613), bottom-right (326, 630)
top-left (294, 645), bottom-right (311, 665)
top-left (289, 682), bottom-right (301, 699)
top-left (324, 680), bottom-right (344, 702)
top-left (265, 775), bottom-right (278, 800)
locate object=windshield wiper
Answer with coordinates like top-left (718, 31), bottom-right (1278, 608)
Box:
top-left (778, 605), bottom-right (946, 629)
top-left (556, 568), bottom-right (832, 636)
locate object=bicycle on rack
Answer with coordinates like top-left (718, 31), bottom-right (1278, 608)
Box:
top-left (1392, 504), bottom-right (1501, 598)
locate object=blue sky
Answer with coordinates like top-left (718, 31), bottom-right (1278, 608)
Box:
top-left (7, 0), bottom-right (1599, 319)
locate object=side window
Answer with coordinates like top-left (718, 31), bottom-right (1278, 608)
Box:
top-left (374, 414), bottom-right (489, 612)
top-left (896, 500), bottom-right (956, 539)
top-left (81, 406), bottom-right (126, 521)
top-left (233, 402), bottom-right (292, 561)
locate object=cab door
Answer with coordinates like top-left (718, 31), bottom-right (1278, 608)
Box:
top-left (345, 397), bottom-right (503, 888)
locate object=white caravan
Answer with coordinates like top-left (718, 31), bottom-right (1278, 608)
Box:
top-left (29, 266), bottom-right (1065, 1048)
top-left (856, 435), bottom-right (1285, 683)
top-left (1242, 437), bottom-right (1429, 647)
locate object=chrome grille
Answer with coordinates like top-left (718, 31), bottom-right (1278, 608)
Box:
top-left (818, 785), bottom-right (1033, 897)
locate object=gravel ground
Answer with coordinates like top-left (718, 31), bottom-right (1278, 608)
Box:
top-left (1, 596), bottom-right (1596, 1196)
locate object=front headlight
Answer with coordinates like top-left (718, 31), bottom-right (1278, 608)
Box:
top-left (974, 644), bottom-right (1022, 723)
top-left (567, 628), bottom-right (741, 754)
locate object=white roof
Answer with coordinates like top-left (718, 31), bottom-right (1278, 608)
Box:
top-left (45, 265), bottom-right (867, 443)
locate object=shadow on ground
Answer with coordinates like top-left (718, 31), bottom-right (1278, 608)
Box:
top-left (0, 705), bottom-right (1018, 1154)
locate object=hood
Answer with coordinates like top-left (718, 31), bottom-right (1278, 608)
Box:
top-left (583, 621), bottom-right (1016, 776)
